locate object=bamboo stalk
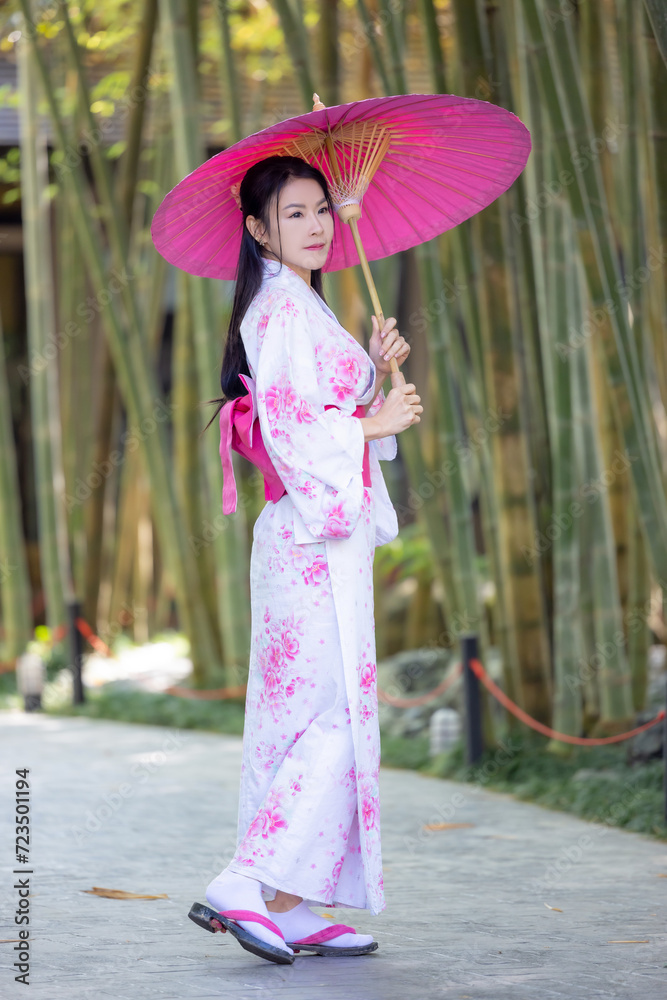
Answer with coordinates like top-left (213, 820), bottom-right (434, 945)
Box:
top-left (571, 275), bottom-right (600, 727)
top-left (497, 181), bottom-right (556, 722)
top-left (440, 223), bottom-right (520, 710)
top-left (504, 3), bottom-right (553, 510)
top-left (81, 340), bottom-right (117, 635)
top-left (378, 0), bottom-right (408, 94)
top-left (107, 450), bottom-right (139, 642)
top-left (626, 492), bottom-right (650, 713)
top-left (408, 0), bottom-right (515, 714)
top-left (417, 0), bottom-right (447, 93)
top-left (19, 0), bottom-right (223, 681)
top-left (643, 0), bottom-right (667, 65)
top-left (116, 0), bottom-right (159, 223)
top-left (417, 240), bottom-right (479, 626)
top-left (455, 0), bottom-right (552, 721)
top-left (130, 120), bottom-right (180, 642)
top-left (18, 35), bottom-right (72, 633)
top-left (355, 0), bottom-right (393, 95)
top-left (364, 251), bottom-right (459, 628)
top-left (578, 267), bottom-right (635, 732)
top-left (159, 0), bottom-right (251, 684)
top-left (640, 5), bottom-right (667, 420)
top-left (519, 0), bottom-right (667, 583)
top-left (272, 0), bottom-right (315, 107)
top-left (631, 1), bottom-right (667, 474)
top-left (55, 186), bottom-right (87, 604)
top-left (547, 198), bottom-right (584, 746)
top-left (214, 0), bottom-right (243, 143)
top-left (172, 271), bottom-right (219, 641)
top-left (0, 304), bottom-right (32, 660)
top-left (76, 4), bottom-right (160, 640)
top-left (319, 0), bottom-right (340, 107)
top-left (94, 397), bottom-right (124, 644)
top-left (133, 468), bottom-right (153, 644)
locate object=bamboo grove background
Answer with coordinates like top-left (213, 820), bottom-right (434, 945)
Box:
top-left (1, 0), bottom-right (666, 745)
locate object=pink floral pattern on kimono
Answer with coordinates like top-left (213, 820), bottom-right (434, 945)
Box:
top-left (225, 258), bottom-right (399, 916)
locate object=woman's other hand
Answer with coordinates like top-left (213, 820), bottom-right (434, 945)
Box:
top-left (359, 384), bottom-right (422, 441)
top-left (368, 315), bottom-right (410, 375)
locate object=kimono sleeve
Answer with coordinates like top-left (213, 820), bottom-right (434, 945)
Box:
top-left (366, 386), bottom-right (398, 462)
top-left (255, 301), bottom-right (367, 541)
top-left (354, 356), bottom-right (397, 462)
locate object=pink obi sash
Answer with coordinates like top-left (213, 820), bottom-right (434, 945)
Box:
top-left (219, 374), bottom-right (371, 514)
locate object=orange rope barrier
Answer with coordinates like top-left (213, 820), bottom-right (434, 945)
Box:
top-left (51, 623), bottom-right (68, 644)
top-left (377, 662), bottom-right (462, 707)
top-left (74, 617), bottom-right (113, 658)
top-left (14, 624), bottom-right (666, 744)
top-left (0, 618), bottom-right (114, 670)
top-left (29, 619), bottom-right (115, 656)
top-left (468, 657), bottom-right (665, 745)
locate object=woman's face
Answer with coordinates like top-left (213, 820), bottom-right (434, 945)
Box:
top-left (248, 176), bottom-right (334, 285)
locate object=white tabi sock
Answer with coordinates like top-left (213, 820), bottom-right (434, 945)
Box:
top-left (269, 900), bottom-right (374, 948)
top-left (205, 869), bottom-right (293, 955)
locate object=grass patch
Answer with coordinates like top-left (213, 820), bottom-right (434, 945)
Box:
top-left (49, 683), bottom-right (247, 735)
top-left (5, 665), bottom-right (665, 840)
top-left (0, 670), bottom-right (21, 710)
top-left (379, 733), bottom-right (431, 770)
top-left (1, 670), bottom-right (246, 736)
top-left (424, 732), bottom-right (667, 840)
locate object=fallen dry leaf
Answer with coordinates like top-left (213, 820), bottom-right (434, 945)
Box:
top-left (656, 873), bottom-right (667, 878)
top-left (82, 887), bottom-right (169, 900)
top-left (544, 903), bottom-right (563, 912)
top-left (422, 822), bottom-right (475, 832)
top-left (607, 939), bottom-right (649, 944)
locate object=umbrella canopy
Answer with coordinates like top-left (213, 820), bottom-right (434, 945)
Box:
top-left (151, 92), bottom-right (531, 281)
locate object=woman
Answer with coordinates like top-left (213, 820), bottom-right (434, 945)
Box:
top-left (192, 155), bottom-right (422, 964)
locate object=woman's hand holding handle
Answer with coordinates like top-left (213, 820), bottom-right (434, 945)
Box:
top-left (361, 312), bottom-right (422, 440)
top-left (369, 315), bottom-right (410, 379)
top-left (359, 383), bottom-right (422, 442)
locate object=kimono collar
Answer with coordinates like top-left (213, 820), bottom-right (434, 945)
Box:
top-left (260, 255), bottom-right (314, 292)
top-left (260, 256), bottom-right (336, 321)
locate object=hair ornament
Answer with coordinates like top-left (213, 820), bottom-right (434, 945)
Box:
top-left (230, 182), bottom-right (242, 211)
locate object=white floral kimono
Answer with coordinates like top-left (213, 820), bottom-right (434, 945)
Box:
top-left (226, 257), bottom-right (398, 916)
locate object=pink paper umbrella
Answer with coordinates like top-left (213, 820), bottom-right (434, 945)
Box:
top-left (151, 91), bottom-right (531, 381)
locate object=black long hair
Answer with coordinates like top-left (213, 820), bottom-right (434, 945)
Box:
top-left (201, 155), bottom-right (336, 434)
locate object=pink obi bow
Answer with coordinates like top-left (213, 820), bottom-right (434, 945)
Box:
top-left (219, 374), bottom-right (371, 514)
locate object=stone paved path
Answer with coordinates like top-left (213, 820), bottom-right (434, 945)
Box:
top-left (1, 712), bottom-right (665, 999)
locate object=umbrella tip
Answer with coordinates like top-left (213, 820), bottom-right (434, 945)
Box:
top-left (312, 93), bottom-right (325, 111)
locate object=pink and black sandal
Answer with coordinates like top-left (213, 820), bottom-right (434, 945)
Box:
top-left (288, 923), bottom-right (378, 957)
top-left (188, 901), bottom-right (295, 965)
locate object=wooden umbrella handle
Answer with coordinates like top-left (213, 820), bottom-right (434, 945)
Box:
top-left (373, 310), bottom-right (407, 388)
top-left (390, 362), bottom-right (407, 388)
top-left (311, 94), bottom-right (408, 389)
top-left (346, 218), bottom-right (406, 388)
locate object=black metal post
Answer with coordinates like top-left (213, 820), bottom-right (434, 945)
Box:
top-left (68, 599), bottom-right (85, 705)
top-left (462, 633), bottom-right (483, 765)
